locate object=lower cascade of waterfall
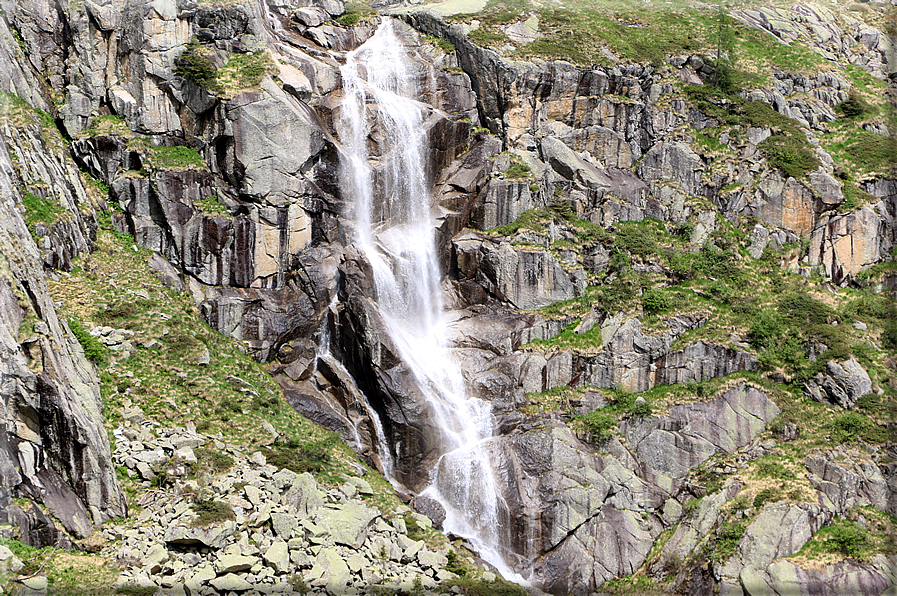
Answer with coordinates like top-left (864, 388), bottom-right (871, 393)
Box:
top-left (335, 19), bottom-right (528, 585)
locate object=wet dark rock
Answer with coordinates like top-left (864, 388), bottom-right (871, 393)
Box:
top-left (412, 496), bottom-right (446, 529)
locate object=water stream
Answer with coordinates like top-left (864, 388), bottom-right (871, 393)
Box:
top-left (336, 19), bottom-right (525, 583)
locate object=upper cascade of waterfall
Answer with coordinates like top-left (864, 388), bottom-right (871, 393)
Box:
top-left (335, 19), bottom-right (528, 585)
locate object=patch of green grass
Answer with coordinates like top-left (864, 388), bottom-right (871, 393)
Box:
top-left (334, 1), bottom-right (376, 26)
top-left (218, 51), bottom-right (276, 92)
top-left (524, 5), bottom-right (705, 67)
top-left (20, 192), bottom-right (66, 236)
top-left (523, 319), bottom-right (603, 352)
top-left (80, 114), bottom-right (131, 138)
top-left (422, 35), bottom-right (456, 54)
top-left (449, 577), bottom-right (531, 596)
top-left (468, 28), bottom-right (510, 47)
top-left (148, 145), bottom-right (205, 170)
top-left (197, 195), bottom-right (231, 216)
top-left (823, 128), bottom-right (897, 177)
top-left (686, 85), bottom-right (819, 179)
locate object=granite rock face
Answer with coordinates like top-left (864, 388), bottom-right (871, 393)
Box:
top-left (803, 357), bottom-right (873, 409)
top-left (0, 129), bottom-right (126, 545)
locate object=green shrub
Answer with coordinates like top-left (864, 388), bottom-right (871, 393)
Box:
top-left (266, 436), bottom-right (338, 474)
top-left (758, 133), bottom-right (820, 179)
top-left (614, 223), bottom-right (658, 257)
top-left (712, 520), bottom-right (747, 562)
top-left (69, 318), bottom-right (104, 364)
top-left (825, 519), bottom-right (868, 559)
top-left (752, 487), bottom-right (780, 508)
top-left (753, 458), bottom-right (789, 480)
top-left (422, 35), bottom-right (456, 54)
top-left (830, 411), bottom-right (889, 444)
top-left (642, 287), bottom-right (672, 316)
top-left (748, 309), bottom-right (784, 349)
top-left (837, 91), bottom-right (870, 118)
top-left (175, 38), bottom-right (220, 92)
top-left (190, 496), bottom-right (234, 527)
top-left (883, 319), bottom-right (897, 350)
top-left (164, 331), bottom-right (202, 355)
top-left (444, 550), bottom-right (469, 578)
top-left (575, 410), bottom-right (617, 443)
top-left (193, 447), bottom-right (233, 474)
top-left (777, 292), bottom-right (836, 326)
top-left (630, 398), bottom-right (652, 418)
top-left (503, 162), bottom-right (531, 180)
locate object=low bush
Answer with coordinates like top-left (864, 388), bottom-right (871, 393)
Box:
top-left (824, 519), bottom-right (869, 559)
top-left (711, 520), bottom-right (747, 562)
top-left (190, 496), bottom-right (234, 527)
top-left (575, 410), bottom-right (617, 444)
top-left (642, 287), bottom-right (672, 316)
top-left (193, 447), bottom-right (233, 474)
top-left (69, 318), bottom-right (104, 364)
top-left (174, 38), bottom-right (220, 92)
top-left (758, 133), bottom-right (821, 179)
top-left (837, 91), bottom-right (870, 118)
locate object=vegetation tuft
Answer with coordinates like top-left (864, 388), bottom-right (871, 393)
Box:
top-left (21, 192), bottom-right (66, 236)
top-left (69, 318), bottom-right (105, 364)
top-left (190, 496), bottom-right (235, 527)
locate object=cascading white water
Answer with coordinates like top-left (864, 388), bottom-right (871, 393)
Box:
top-left (337, 19), bottom-right (525, 583)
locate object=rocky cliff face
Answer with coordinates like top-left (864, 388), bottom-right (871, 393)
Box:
top-left (0, 0), bottom-right (894, 593)
top-left (0, 111), bottom-right (126, 546)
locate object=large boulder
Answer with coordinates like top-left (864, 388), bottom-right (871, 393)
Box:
top-left (803, 358), bottom-right (872, 409)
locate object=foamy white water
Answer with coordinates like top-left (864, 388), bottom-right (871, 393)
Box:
top-left (336, 19), bottom-right (526, 584)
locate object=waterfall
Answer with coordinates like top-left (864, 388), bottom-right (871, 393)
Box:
top-left (336, 19), bottom-right (526, 584)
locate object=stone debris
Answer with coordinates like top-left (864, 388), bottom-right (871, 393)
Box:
top-left (109, 424), bottom-right (459, 595)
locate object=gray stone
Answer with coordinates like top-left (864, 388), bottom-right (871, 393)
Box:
top-left (263, 541), bottom-right (290, 573)
top-left (307, 547), bottom-right (351, 592)
top-left (804, 358), bottom-right (872, 409)
top-left (270, 513), bottom-right (299, 539)
top-left (215, 553), bottom-right (258, 574)
top-left (209, 573), bottom-right (253, 591)
top-left (313, 503), bottom-right (380, 548)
